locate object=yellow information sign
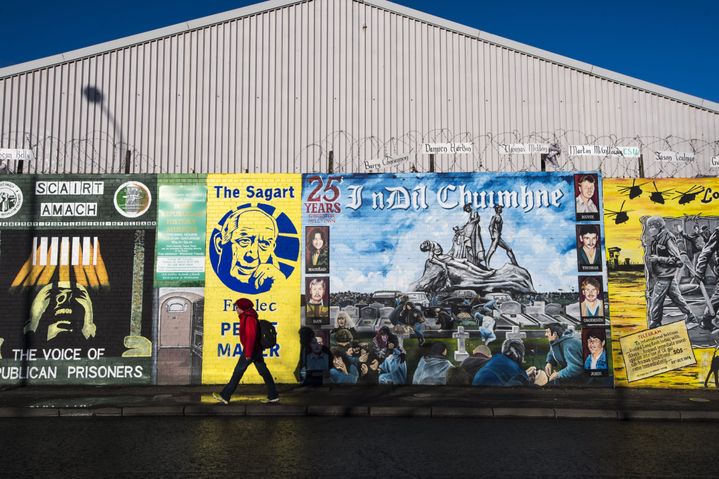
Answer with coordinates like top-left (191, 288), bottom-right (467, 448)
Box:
top-left (620, 320), bottom-right (696, 382)
top-left (202, 174), bottom-right (301, 384)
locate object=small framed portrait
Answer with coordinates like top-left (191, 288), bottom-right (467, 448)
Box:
top-left (578, 276), bottom-right (604, 323)
top-left (576, 224), bottom-right (603, 272)
top-left (582, 327), bottom-right (609, 375)
top-left (305, 226), bottom-right (330, 274)
top-left (305, 276), bottom-right (330, 325)
top-left (574, 174), bottom-right (600, 221)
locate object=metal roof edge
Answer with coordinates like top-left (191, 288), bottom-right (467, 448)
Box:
top-left (0, 0), bottom-right (306, 78)
top-left (365, 0), bottom-right (719, 114)
top-left (1, 0), bottom-right (717, 114)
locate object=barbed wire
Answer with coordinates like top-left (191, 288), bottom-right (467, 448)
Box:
top-left (0, 130), bottom-right (158, 174)
top-left (2, 128), bottom-right (717, 178)
top-left (298, 129), bottom-right (719, 178)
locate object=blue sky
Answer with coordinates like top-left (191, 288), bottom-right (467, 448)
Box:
top-left (1, 0), bottom-right (717, 102)
top-left (305, 172), bottom-right (592, 293)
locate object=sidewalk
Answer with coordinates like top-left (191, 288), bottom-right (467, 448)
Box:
top-left (2, 384), bottom-right (719, 420)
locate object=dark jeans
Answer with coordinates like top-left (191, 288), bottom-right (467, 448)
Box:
top-left (220, 353), bottom-right (278, 401)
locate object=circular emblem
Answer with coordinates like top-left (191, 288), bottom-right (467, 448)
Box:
top-left (0, 181), bottom-right (23, 218)
top-left (209, 202), bottom-right (300, 294)
top-left (114, 181), bottom-right (152, 218)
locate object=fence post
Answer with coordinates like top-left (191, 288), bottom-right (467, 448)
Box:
top-left (638, 154), bottom-right (645, 177)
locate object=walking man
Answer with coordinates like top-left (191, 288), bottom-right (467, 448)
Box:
top-left (213, 298), bottom-right (279, 404)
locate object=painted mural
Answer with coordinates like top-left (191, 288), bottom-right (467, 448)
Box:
top-left (301, 172), bottom-right (612, 387)
top-left (202, 174), bottom-right (302, 385)
top-left (0, 175), bottom-right (156, 385)
top-left (12, 171), bottom-right (719, 392)
top-left (605, 178), bottom-right (719, 389)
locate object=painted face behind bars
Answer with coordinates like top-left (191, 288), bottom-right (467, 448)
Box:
top-left (27, 282), bottom-right (96, 341)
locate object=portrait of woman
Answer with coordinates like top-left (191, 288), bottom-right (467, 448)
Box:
top-left (330, 311), bottom-right (357, 336)
top-left (306, 226), bottom-right (330, 273)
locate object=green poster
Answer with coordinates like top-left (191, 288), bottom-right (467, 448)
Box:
top-left (155, 183), bottom-right (207, 286)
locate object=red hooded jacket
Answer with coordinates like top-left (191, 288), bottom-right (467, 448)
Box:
top-left (235, 298), bottom-right (260, 358)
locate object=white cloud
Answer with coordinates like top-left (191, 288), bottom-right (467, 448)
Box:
top-left (326, 178), bottom-right (579, 294)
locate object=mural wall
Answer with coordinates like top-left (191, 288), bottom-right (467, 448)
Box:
top-left (301, 172), bottom-right (612, 387)
top-left (202, 174), bottom-right (302, 385)
top-left (0, 175), bottom-right (156, 384)
top-left (8, 171), bottom-right (718, 391)
top-left (605, 178), bottom-right (719, 389)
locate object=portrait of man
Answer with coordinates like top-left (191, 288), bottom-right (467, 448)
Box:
top-left (576, 225), bottom-right (602, 272)
top-left (305, 226), bottom-right (330, 274)
top-left (578, 276), bottom-right (604, 321)
top-left (582, 328), bottom-right (608, 374)
top-left (211, 207), bottom-right (287, 294)
top-left (305, 277), bottom-right (330, 322)
top-left (574, 174), bottom-right (599, 220)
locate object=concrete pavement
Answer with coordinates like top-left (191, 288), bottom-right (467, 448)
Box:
top-left (2, 384), bottom-right (719, 420)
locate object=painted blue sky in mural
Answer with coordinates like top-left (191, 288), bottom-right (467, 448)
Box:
top-left (305, 172), bottom-right (597, 293)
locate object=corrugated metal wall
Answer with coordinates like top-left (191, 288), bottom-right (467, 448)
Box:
top-left (1, 0), bottom-right (718, 176)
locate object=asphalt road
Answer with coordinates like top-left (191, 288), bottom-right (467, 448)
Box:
top-left (0, 417), bottom-right (715, 478)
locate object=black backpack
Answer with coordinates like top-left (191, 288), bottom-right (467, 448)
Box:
top-left (258, 320), bottom-right (278, 350)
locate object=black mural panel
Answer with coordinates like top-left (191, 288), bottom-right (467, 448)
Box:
top-left (0, 174), bottom-right (157, 385)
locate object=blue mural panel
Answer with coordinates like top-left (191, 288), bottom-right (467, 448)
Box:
top-left (301, 172), bottom-right (612, 388)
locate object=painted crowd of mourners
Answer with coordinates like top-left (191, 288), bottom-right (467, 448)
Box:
top-left (297, 300), bottom-right (602, 387)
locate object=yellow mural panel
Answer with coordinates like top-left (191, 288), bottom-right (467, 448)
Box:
top-left (202, 174), bottom-right (302, 384)
top-left (605, 178), bottom-right (719, 388)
